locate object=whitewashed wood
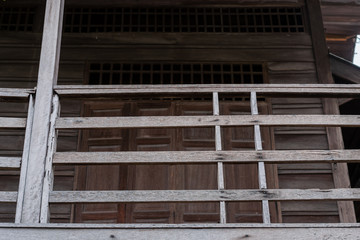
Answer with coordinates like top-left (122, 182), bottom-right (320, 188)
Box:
top-left (2, 223), bottom-right (360, 229)
top-left (0, 88), bottom-right (33, 98)
top-left (0, 224), bottom-right (360, 240)
top-left (251, 92), bottom-right (270, 224)
top-left (21, 0), bottom-right (64, 223)
top-left (15, 95), bottom-right (35, 223)
top-left (53, 150), bottom-right (360, 164)
top-left (49, 188), bottom-right (360, 203)
top-left (0, 192), bottom-right (17, 203)
top-left (55, 115), bottom-right (360, 129)
top-left (40, 95), bottom-right (60, 223)
top-left (54, 84), bottom-right (360, 97)
top-left (0, 117), bottom-right (26, 128)
top-left (213, 92), bottom-right (226, 224)
top-left (0, 157), bottom-right (21, 169)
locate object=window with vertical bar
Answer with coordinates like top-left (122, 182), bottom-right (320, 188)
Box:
top-left (64, 7), bottom-right (305, 33)
top-left (88, 62), bottom-right (264, 85)
top-left (0, 7), bottom-right (35, 32)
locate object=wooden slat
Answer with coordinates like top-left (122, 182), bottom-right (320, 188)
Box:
top-left (0, 157), bottom-right (21, 169)
top-left (55, 115), bottom-right (360, 129)
top-left (53, 150), bottom-right (360, 165)
top-left (54, 84), bottom-right (360, 97)
top-left (1, 224), bottom-right (360, 240)
top-left (0, 118), bottom-right (26, 128)
top-left (330, 53), bottom-right (360, 84)
top-left (0, 89), bottom-right (34, 98)
top-left (213, 92), bottom-right (226, 224)
top-left (0, 192), bottom-right (18, 203)
top-left (251, 92), bottom-right (270, 224)
top-left (49, 188), bottom-right (360, 203)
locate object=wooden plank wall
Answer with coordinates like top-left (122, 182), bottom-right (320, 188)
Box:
top-left (0, 0), bottom-right (347, 223)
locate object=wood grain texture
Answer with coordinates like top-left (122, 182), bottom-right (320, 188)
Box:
top-left (1, 224), bottom-right (360, 240)
top-left (0, 118), bottom-right (26, 128)
top-left (49, 188), bottom-right (360, 203)
top-left (0, 157), bottom-right (21, 169)
top-left (55, 115), bottom-right (360, 129)
top-left (20, 0), bottom-right (64, 223)
top-left (0, 192), bottom-right (17, 203)
top-left (54, 84), bottom-right (360, 97)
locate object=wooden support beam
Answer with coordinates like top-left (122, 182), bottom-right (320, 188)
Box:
top-left (54, 84), bottom-right (360, 98)
top-left (55, 115), bottom-right (360, 129)
top-left (15, 95), bottom-right (35, 223)
top-left (20, 0), bottom-right (64, 223)
top-left (53, 150), bottom-right (360, 165)
top-left (307, 0), bottom-right (357, 223)
top-left (49, 188), bottom-right (360, 203)
top-left (0, 157), bottom-right (21, 169)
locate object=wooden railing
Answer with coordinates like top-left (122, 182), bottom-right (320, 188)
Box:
top-left (1, 84), bottom-right (360, 226)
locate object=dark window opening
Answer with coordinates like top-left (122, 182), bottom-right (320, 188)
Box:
top-left (0, 7), bottom-right (35, 32)
top-left (64, 7), bottom-right (305, 33)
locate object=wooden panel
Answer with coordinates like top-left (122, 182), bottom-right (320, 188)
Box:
top-left (0, 118), bottom-right (26, 128)
top-left (56, 115), bottom-right (360, 129)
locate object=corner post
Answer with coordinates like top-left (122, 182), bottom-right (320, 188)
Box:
top-left (306, 0), bottom-right (356, 222)
top-left (19, 0), bottom-right (64, 223)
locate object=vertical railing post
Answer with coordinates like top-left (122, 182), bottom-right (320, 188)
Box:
top-left (250, 91), bottom-right (271, 224)
top-left (15, 95), bottom-right (35, 223)
top-left (213, 92), bottom-right (226, 223)
top-left (20, 0), bottom-right (64, 223)
top-left (40, 95), bottom-right (60, 223)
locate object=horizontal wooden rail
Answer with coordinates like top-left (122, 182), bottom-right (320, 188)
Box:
top-left (54, 84), bottom-right (360, 97)
top-left (53, 150), bottom-right (360, 165)
top-left (50, 188), bottom-right (360, 203)
top-left (1, 223), bottom-right (360, 240)
top-left (55, 115), bottom-right (360, 129)
top-left (0, 157), bottom-right (21, 168)
top-left (0, 88), bottom-right (34, 98)
top-left (0, 192), bottom-right (18, 203)
top-left (0, 117), bottom-right (27, 128)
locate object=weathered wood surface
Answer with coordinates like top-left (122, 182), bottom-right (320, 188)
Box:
top-left (0, 89), bottom-right (34, 98)
top-left (53, 150), bottom-right (360, 165)
top-left (55, 115), bottom-right (360, 129)
top-left (0, 157), bottom-right (21, 169)
top-left (1, 224), bottom-right (360, 240)
top-left (49, 188), bottom-right (360, 203)
top-left (0, 192), bottom-right (18, 203)
top-left (15, 95), bottom-right (35, 223)
top-left (40, 95), bottom-right (60, 223)
top-left (20, 0), bottom-right (64, 223)
top-left (0, 117), bottom-right (26, 128)
top-left (54, 84), bottom-right (360, 97)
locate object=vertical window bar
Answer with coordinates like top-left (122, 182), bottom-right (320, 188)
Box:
top-left (251, 91), bottom-right (271, 224)
top-left (213, 92), bottom-right (226, 224)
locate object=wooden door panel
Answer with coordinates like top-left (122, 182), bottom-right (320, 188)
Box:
top-left (126, 101), bottom-right (174, 223)
top-left (75, 100), bottom-right (278, 224)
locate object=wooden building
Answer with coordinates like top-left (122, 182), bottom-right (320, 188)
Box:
top-left (0, 0), bottom-right (360, 239)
